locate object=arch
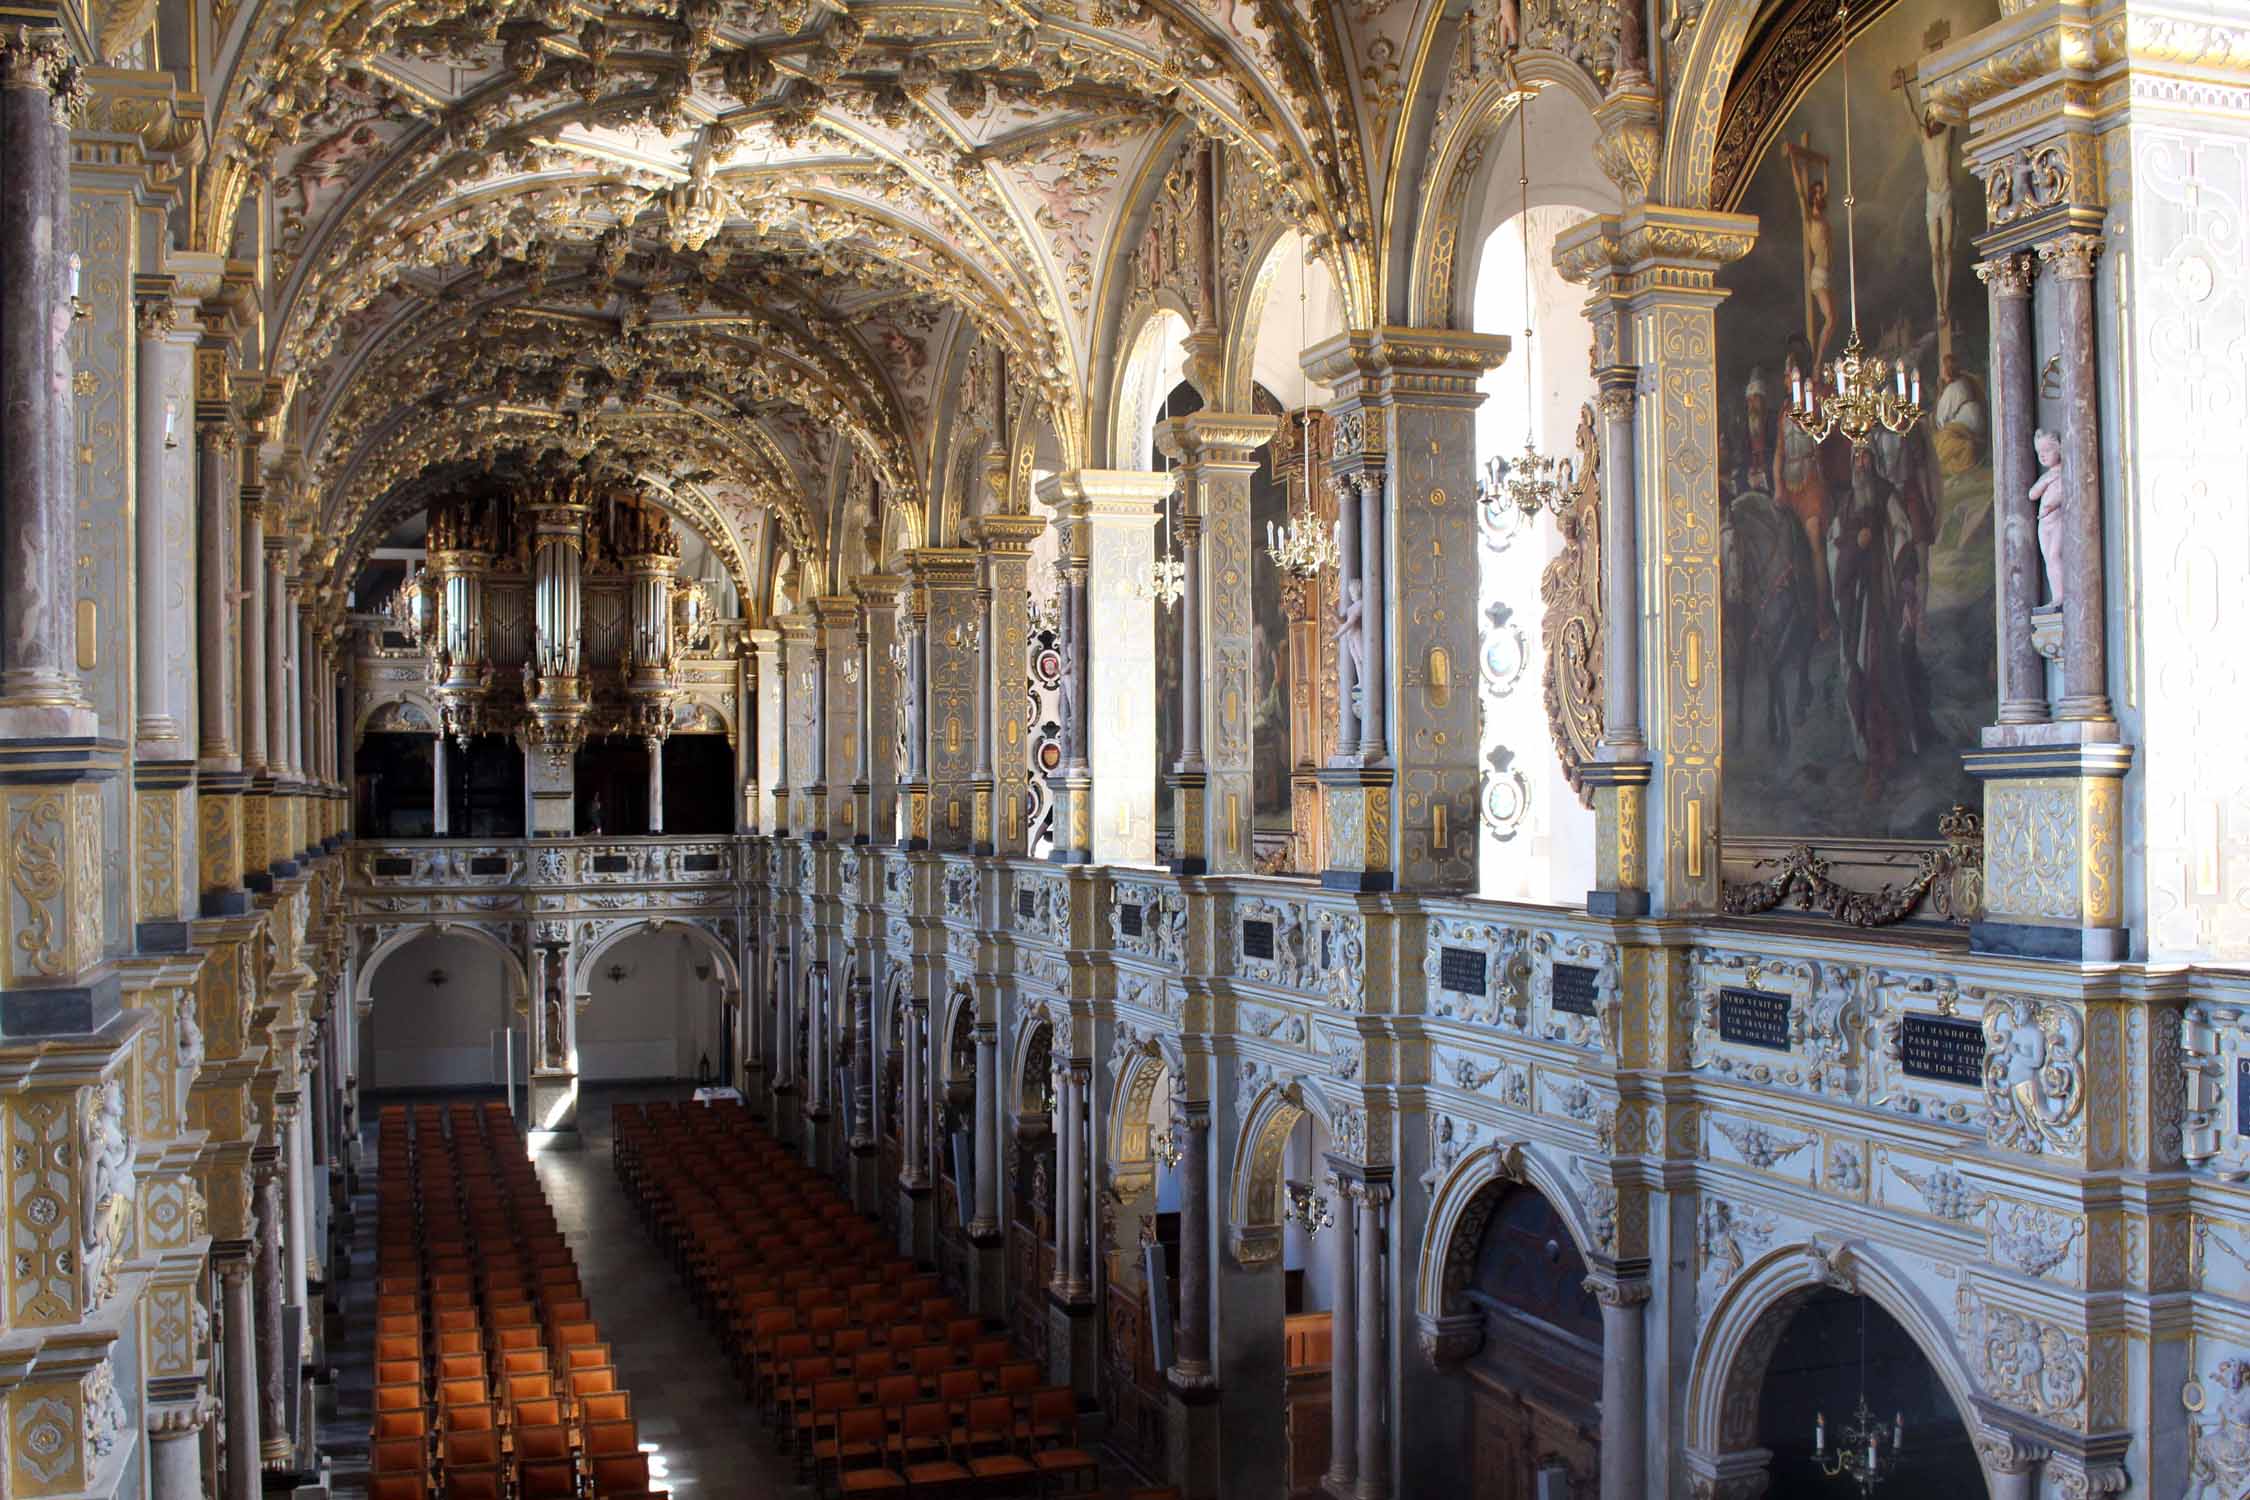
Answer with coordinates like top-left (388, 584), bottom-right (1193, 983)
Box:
top-left (939, 977), bottom-right (979, 1091)
top-left (1106, 1035), bottom-right (1187, 1186)
top-left (1013, 1009), bottom-right (1057, 1119)
top-left (1107, 303), bottom-right (1195, 472)
top-left (352, 919), bottom-right (530, 1020)
top-left (1683, 1239), bottom-right (1986, 1480)
top-left (1414, 1140), bottom-right (1603, 1346)
top-left (1221, 226), bottom-right (1346, 416)
top-left (568, 917), bottom-right (741, 1008)
top-left (1660, 0), bottom-right (1772, 210)
top-left (1226, 1076), bottom-right (1340, 1267)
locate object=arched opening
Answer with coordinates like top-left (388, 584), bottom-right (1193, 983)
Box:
top-left (936, 994), bottom-right (978, 1251)
top-left (1232, 229), bottom-right (1345, 874)
top-left (572, 925), bottom-right (734, 1085)
top-left (1466, 89), bottom-right (1609, 904)
top-left (1099, 1052), bottom-right (1181, 1473)
top-left (1455, 1183), bottom-right (1604, 1498)
top-left (1277, 1110), bottom-right (1342, 1500)
top-left (358, 927), bottom-right (525, 1091)
top-left (879, 974), bottom-right (908, 1236)
top-left (1008, 1017), bottom-right (1059, 1357)
top-left (1753, 1289), bottom-right (1982, 1493)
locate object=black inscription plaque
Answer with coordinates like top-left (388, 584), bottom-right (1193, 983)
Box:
top-left (468, 856), bottom-right (509, 876)
top-left (372, 857), bottom-right (413, 878)
top-left (1717, 987), bottom-right (1793, 1051)
top-left (1551, 963), bottom-right (1600, 1018)
top-left (1118, 903), bottom-right (1144, 938)
top-left (1899, 1013), bottom-right (1985, 1086)
top-left (682, 853), bottom-right (722, 873)
top-left (590, 854), bottom-right (631, 874)
top-left (1241, 919), bottom-right (1276, 961)
top-left (1439, 946), bottom-right (1487, 997)
top-left (1017, 888), bottom-right (1036, 920)
top-left (2238, 1058), bottom-right (2250, 1138)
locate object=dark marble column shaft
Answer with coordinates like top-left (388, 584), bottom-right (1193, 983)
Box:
top-left (1173, 1100), bottom-right (1214, 1380)
top-left (218, 1255), bottom-right (262, 1500)
top-left (1355, 474), bottom-right (1386, 761)
top-left (2042, 234), bottom-right (2112, 723)
top-left (1597, 382), bottom-right (1646, 754)
top-left (1983, 252), bottom-right (2047, 724)
top-left (196, 425), bottom-right (236, 761)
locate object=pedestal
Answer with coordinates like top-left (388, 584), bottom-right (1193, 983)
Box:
top-left (1582, 761), bottom-right (1651, 918)
top-left (1966, 741), bottom-right (2133, 961)
top-left (527, 1071), bottom-right (581, 1145)
top-left (897, 1180), bottom-right (933, 1264)
top-left (1167, 1380), bottom-right (1222, 1500)
top-left (1319, 765), bottom-right (1394, 894)
top-left (1045, 1289), bottom-right (1098, 1400)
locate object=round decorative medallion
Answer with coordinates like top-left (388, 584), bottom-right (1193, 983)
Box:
top-left (2178, 252), bottom-right (2215, 304)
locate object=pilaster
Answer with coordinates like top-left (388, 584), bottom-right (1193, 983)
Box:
top-left (903, 549), bottom-right (981, 852)
top-left (968, 515), bottom-right (1044, 857)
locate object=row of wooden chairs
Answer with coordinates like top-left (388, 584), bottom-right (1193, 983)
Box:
top-left (614, 1100), bottom-right (1104, 1498)
top-left (366, 1100), bottom-right (665, 1500)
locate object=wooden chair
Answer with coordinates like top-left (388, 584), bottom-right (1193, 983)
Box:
top-left (368, 1475), bottom-right (430, 1500)
top-left (441, 1427), bottom-right (501, 1469)
top-left (587, 1452), bottom-right (653, 1497)
top-left (583, 1418), bottom-right (639, 1457)
top-left (440, 1464), bottom-right (504, 1500)
top-left (515, 1424), bottom-right (572, 1464)
top-left (512, 1397), bottom-right (565, 1431)
top-left (579, 1390), bottom-right (633, 1426)
top-left (370, 1435), bottom-right (426, 1475)
top-left (1025, 1389), bottom-right (1098, 1496)
top-left (517, 1457), bottom-right (579, 1499)
top-left (372, 1409), bottom-right (429, 1444)
top-left (822, 1405), bottom-right (893, 1496)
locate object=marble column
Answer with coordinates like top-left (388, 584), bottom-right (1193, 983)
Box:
top-left (196, 423), bottom-right (237, 761)
top-left (897, 594), bottom-right (929, 847)
top-left (0, 27), bottom-right (91, 728)
top-left (240, 502), bottom-right (268, 774)
top-left (147, 1397), bottom-right (213, 1500)
top-left (1982, 250), bottom-right (2045, 724)
top-left (1595, 381), bottom-right (1644, 756)
top-left (808, 625), bottom-right (830, 836)
top-left (268, 560), bottom-right (293, 781)
top-left (854, 609), bottom-right (876, 841)
top-left (646, 736), bottom-right (664, 833)
top-left (431, 734), bottom-right (450, 836)
top-left (970, 1020), bottom-right (1001, 1239)
top-left (284, 1101), bottom-right (312, 1342)
top-left (852, 576), bottom-right (902, 846)
top-left (135, 300), bottom-right (180, 742)
top-left (254, 1167), bottom-right (290, 1463)
top-left (1173, 1099), bottom-right (1215, 1383)
top-left (1331, 487), bottom-right (1361, 756)
top-left (852, 971), bottom-right (877, 1152)
top-left (968, 517), bottom-right (1041, 853)
top-left (2041, 232), bottom-right (2112, 724)
top-left (900, 997), bottom-right (928, 1189)
top-left (218, 1255), bottom-right (262, 1500)
top-left (1589, 1277), bottom-right (1649, 1500)
top-left (1326, 1175), bottom-right (1359, 1492)
top-left (1354, 1179), bottom-right (1389, 1500)
top-left (1062, 1058), bottom-right (1091, 1298)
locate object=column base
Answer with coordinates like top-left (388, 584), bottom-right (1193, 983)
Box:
top-left (1049, 848), bottom-right (1093, 865)
top-left (1586, 888), bottom-right (1649, 918)
top-left (1045, 1289), bottom-right (1098, 1399)
top-left (1970, 920), bottom-right (2129, 963)
top-left (1, 969), bottom-right (121, 1038)
top-left (1168, 1382), bottom-right (1223, 1500)
top-left (850, 1139), bottom-right (882, 1215)
top-left (898, 1180), bottom-right (934, 1264)
top-left (201, 887), bottom-right (253, 917)
top-left (969, 1234), bottom-right (1007, 1321)
top-left (1318, 765), bottom-right (1394, 892)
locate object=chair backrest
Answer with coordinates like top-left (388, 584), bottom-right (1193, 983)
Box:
top-left (566, 1343), bottom-right (611, 1369)
top-left (516, 1458), bottom-right (578, 1499)
top-left (554, 1319), bottom-right (600, 1349)
top-left (443, 1465), bottom-right (504, 1500)
top-left (584, 1418), bottom-right (639, 1456)
top-left (438, 1352), bottom-right (484, 1381)
top-left (569, 1365), bottom-right (618, 1398)
top-left (439, 1376), bottom-right (487, 1408)
top-left (812, 1376), bottom-right (858, 1415)
top-left (497, 1324), bottom-right (542, 1351)
top-left (938, 1369), bottom-right (981, 1405)
top-left (911, 1345), bottom-right (952, 1378)
top-left (580, 1391), bottom-right (633, 1426)
top-left (501, 1350), bottom-right (547, 1377)
top-left (1030, 1386), bottom-right (1077, 1433)
top-left (999, 1361), bottom-right (1041, 1394)
top-left (374, 1383), bottom-right (423, 1414)
top-left (515, 1423), bottom-right (572, 1462)
top-left (371, 1436), bottom-right (425, 1474)
top-left (442, 1427), bottom-right (501, 1468)
top-left (514, 1396), bottom-right (565, 1430)
top-left (968, 1394), bottom-right (1015, 1431)
top-left (853, 1350), bottom-right (892, 1383)
top-left (443, 1402), bottom-right (498, 1435)
top-left (504, 1371), bottom-right (555, 1403)
top-left (375, 1359), bottom-right (420, 1386)
top-left (901, 1400), bottom-right (950, 1440)
top-left (369, 1475), bottom-right (429, 1500)
top-left (588, 1452), bottom-right (652, 1495)
top-left (839, 1405), bottom-right (888, 1445)
top-left (874, 1373), bottom-right (920, 1410)
top-left (374, 1409), bottom-right (428, 1441)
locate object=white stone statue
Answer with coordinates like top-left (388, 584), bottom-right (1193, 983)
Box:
top-left (1982, 996), bottom-right (2085, 1156)
top-left (2030, 427), bottom-right (2065, 605)
top-left (1334, 576), bottom-right (1365, 727)
top-left (82, 1079), bottom-right (134, 1303)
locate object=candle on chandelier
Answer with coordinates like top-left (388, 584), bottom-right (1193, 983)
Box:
top-left (1894, 1412), bottom-right (1904, 1449)
top-left (1895, 362), bottom-right (1907, 399)
top-left (1911, 369), bottom-right (1922, 406)
top-left (162, 400), bottom-right (177, 448)
top-left (68, 253), bottom-right (80, 301)
top-left (1814, 1411), bottom-right (1825, 1454)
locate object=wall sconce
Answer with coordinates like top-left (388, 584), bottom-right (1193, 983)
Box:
top-left (605, 962), bottom-right (630, 984)
top-left (1283, 1178), bottom-right (1334, 1237)
top-left (425, 967), bottom-right (450, 988)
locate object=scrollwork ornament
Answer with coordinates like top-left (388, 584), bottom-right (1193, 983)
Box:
top-left (1983, 995), bottom-right (2087, 1157)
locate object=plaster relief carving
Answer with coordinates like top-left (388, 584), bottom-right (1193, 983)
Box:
top-left (1982, 994), bottom-right (2086, 1158)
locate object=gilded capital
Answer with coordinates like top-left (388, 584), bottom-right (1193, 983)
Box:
top-left (1975, 251), bottom-right (2039, 297)
top-left (2037, 232), bottom-right (2104, 280)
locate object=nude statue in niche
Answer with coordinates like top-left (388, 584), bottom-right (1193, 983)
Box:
top-left (1333, 576), bottom-right (1365, 739)
top-left (2030, 427), bottom-right (2065, 605)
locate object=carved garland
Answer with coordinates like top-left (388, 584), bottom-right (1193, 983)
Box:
top-left (1540, 402), bottom-right (1605, 807)
top-left (1721, 805), bottom-right (1984, 928)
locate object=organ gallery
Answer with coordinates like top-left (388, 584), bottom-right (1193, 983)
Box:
top-left (0, 0), bottom-right (2241, 1497)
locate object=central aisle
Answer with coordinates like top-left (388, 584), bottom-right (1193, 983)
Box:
top-left (535, 1085), bottom-right (812, 1498)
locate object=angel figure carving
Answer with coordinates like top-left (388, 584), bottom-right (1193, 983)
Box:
top-left (1982, 996), bottom-right (2085, 1156)
top-left (2188, 1357), bottom-right (2250, 1499)
top-left (2030, 427), bottom-right (2066, 605)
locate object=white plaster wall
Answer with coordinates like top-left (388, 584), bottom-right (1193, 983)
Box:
top-left (576, 929), bottom-right (726, 1082)
top-left (362, 933), bottom-right (516, 1090)
top-left (2111, 113), bottom-right (2250, 963)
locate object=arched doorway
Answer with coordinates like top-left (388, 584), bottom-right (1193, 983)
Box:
top-left (1008, 1016), bottom-right (1058, 1361)
top-left (356, 926), bottom-right (526, 1092)
top-left (1457, 1184), bottom-right (1604, 1500)
top-left (570, 921), bottom-right (739, 1085)
top-left (1754, 1289), bottom-right (1983, 1493)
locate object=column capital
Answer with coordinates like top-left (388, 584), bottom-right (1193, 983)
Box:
top-left (1975, 250), bottom-right (2040, 297)
top-left (147, 1392), bottom-right (217, 1435)
top-left (1552, 204), bottom-right (1758, 298)
top-left (1582, 1272), bottom-right (1652, 1309)
top-left (0, 24), bottom-right (85, 119)
top-left (1155, 410), bottom-right (1281, 470)
top-left (965, 512), bottom-right (1046, 554)
top-left (2036, 232), bottom-right (2105, 280)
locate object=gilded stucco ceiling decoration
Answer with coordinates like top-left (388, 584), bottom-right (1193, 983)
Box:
top-left (208, 0), bottom-right (1386, 475)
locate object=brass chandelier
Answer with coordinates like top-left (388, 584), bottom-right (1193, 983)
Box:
top-left (1265, 237), bottom-right (1341, 582)
top-left (1478, 67), bottom-right (1575, 520)
top-left (1786, 2), bottom-right (1926, 450)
